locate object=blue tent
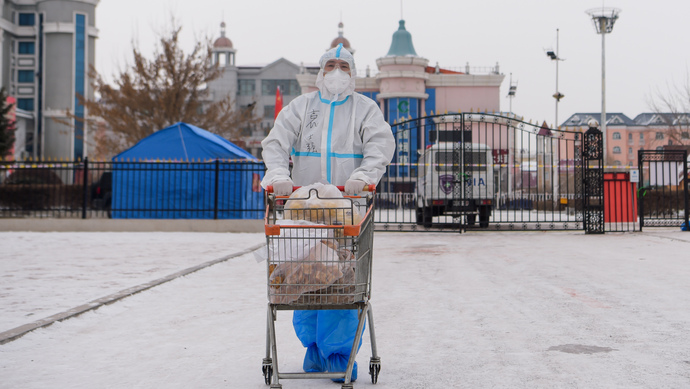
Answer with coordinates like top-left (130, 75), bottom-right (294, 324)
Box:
top-left (111, 122), bottom-right (264, 219)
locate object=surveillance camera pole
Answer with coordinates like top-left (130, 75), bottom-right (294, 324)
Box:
top-left (587, 7), bottom-right (621, 166)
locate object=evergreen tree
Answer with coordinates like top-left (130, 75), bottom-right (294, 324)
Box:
top-left (0, 87), bottom-right (17, 159)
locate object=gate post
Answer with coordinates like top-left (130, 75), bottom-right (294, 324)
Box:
top-left (582, 124), bottom-right (604, 234)
top-left (682, 150), bottom-right (690, 231)
top-left (82, 157), bottom-right (89, 219)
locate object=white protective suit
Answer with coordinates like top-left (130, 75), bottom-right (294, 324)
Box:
top-left (261, 45), bottom-right (395, 189)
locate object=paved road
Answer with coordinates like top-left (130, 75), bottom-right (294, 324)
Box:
top-left (1, 229), bottom-right (690, 388)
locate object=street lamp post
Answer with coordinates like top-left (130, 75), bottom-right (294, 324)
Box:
top-left (546, 29), bottom-right (564, 129)
top-left (546, 29), bottom-right (564, 204)
top-left (586, 7), bottom-right (621, 166)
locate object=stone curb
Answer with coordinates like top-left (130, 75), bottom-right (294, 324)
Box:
top-left (0, 242), bottom-right (266, 345)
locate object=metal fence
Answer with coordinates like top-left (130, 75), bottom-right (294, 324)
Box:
top-left (638, 150), bottom-right (689, 230)
top-left (372, 113), bottom-right (687, 233)
top-left (373, 113), bottom-right (585, 232)
top-left (0, 158), bottom-right (266, 219)
top-left (2, 116), bottom-right (688, 234)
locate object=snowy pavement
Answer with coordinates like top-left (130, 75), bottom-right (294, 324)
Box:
top-left (2, 229), bottom-right (690, 388)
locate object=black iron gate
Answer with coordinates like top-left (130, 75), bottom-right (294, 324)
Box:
top-left (375, 112), bottom-right (584, 232)
top-left (638, 149), bottom-right (689, 230)
top-left (581, 126), bottom-right (604, 234)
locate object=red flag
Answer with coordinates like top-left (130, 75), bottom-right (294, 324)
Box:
top-left (274, 86), bottom-right (283, 120)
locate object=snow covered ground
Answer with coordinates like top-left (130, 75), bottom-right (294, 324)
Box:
top-left (2, 229), bottom-right (690, 388)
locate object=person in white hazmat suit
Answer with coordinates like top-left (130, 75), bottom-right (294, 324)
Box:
top-left (261, 43), bottom-right (395, 381)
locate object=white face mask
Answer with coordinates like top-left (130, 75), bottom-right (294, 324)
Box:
top-left (323, 68), bottom-right (351, 95)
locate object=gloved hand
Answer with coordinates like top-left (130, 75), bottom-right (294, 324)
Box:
top-left (344, 179), bottom-right (366, 195)
top-left (272, 179), bottom-right (294, 196)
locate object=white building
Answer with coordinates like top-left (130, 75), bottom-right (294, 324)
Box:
top-left (1, 0), bottom-right (98, 160)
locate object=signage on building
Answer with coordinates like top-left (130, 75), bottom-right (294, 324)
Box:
top-left (629, 170), bottom-right (639, 183)
top-left (492, 149), bottom-right (509, 165)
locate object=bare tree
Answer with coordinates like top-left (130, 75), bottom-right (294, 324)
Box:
top-left (648, 73), bottom-right (690, 148)
top-left (70, 25), bottom-right (259, 158)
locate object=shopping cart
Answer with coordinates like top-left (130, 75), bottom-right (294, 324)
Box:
top-left (261, 184), bottom-right (381, 389)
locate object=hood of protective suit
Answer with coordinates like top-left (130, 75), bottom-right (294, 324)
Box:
top-left (316, 43), bottom-right (356, 101)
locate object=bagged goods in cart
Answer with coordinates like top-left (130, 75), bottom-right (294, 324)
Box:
top-left (268, 183), bottom-right (362, 304)
top-left (268, 240), bottom-right (355, 304)
top-left (284, 183), bottom-right (363, 226)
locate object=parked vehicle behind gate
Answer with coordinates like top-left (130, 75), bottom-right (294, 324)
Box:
top-left (415, 142), bottom-right (495, 228)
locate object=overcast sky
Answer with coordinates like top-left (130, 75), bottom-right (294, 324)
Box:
top-left (96, 0), bottom-right (690, 128)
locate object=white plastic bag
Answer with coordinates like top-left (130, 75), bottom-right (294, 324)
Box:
top-left (284, 183), bottom-right (363, 226)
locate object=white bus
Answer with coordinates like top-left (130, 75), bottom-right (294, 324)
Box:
top-left (416, 142), bottom-right (495, 228)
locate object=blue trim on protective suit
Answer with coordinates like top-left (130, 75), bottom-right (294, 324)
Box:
top-left (318, 91), bottom-right (349, 105)
top-left (335, 43), bottom-right (343, 57)
top-left (333, 153), bottom-right (363, 158)
top-left (294, 151), bottom-right (321, 157)
top-left (316, 92), bottom-right (351, 183)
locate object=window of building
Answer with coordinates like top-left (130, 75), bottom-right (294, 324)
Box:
top-left (238, 79), bottom-right (255, 96)
top-left (609, 116), bottom-right (623, 124)
top-left (17, 70), bottom-right (34, 83)
top-left (261, 79), bottom-right (301, 96)
top-left (656, 146), bottom-right (663, 151)
top-left (17, 98), bottom-right (34, 111)
top-left (640, 133), bottom-right (645, 143)
top-left (613, 146), bottom-right (621, 154)
top-left (263, 105), bottom-right (275, 119)
top-left (18, 41), bottom-right (35, 55)
top-left (612, 132), bottom-right (621, 139)
top-left (614, 160), bottom-right (622, 166)
top-left (18, 13), bottom-right (36, 26)
top-left (655, 132), bottom-right (664, 140)
top-left (628, 133), bottom-right (633, 143)
top-left (682, 132), bottom-right (690, 140)
top-left (628, 147), bottom-right (633, 154)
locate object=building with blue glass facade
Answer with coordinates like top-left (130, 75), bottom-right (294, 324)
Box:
top-left (1, 0), bottom-right (98, 160)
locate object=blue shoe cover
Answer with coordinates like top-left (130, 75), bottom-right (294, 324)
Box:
top-left (302, 344), bottom-right (327, 373)
top-left (292, 310), bottom-right (318, 347)
top-left (328, 354), bottom-right (357, 383)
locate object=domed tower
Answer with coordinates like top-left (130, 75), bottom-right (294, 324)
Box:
top-left (212, 22), bottom-right (236, 67)
top-left (386, 19), bottom-right (417, 57)
top-left (376, 19), bottom-right (429, 178)
top-left (208, 22), bottom-right (238, 106)
top-left (376, 19), bottom-right (429, 123)
top-left (329, 21), bottom-right (355, 54)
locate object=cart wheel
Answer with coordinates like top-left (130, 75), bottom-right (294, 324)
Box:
top-left (262, 358), bottom-right (273, 385)
top-left (369, 357), bottom-right (381, 384)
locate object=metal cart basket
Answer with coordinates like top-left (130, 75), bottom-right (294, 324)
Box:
top-left (262, 185), bottom-right (380, 389)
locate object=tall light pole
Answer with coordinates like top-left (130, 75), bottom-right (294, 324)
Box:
top-left (546, 30), bottom-right (564, 203)
top-left (546, 29), bottom-right (564, 129)
top-left (587, 7), bottom-right (621, 165)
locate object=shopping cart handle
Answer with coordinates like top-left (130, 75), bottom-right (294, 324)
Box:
top-left (335, 184), bottom-right (376, 193)
top-left (265, 184), bottom-right (375, 194)
top-left (265, 185), bottom-right (298, 194)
